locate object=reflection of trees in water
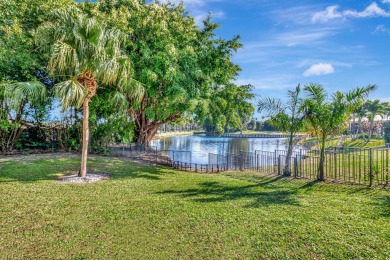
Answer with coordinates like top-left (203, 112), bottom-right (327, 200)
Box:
top-left (225, 138), bottom-right (250, 155)
top-left (152, 136), bottom-right (193, 151)
top-left (152, 137), bottom-right (295, 158)
top-left (151, 138), bottom-right (172, 150)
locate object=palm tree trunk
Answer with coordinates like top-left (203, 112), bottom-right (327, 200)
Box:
top-left (359, 119), bottom-right (367, 142)
top-left (368, 120), bottom-right (374, 142)
top-left (79, 99), bottom-right (90, 177)
top-left (318, 136), bottom-right (326, 181)
top-left (284, 132), bottom-right (294, 176)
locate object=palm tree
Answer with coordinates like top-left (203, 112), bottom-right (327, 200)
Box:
top-left (351, 104), bottom-right (368, 141)
top-left (302, 84), bottom-right (376, 181)
top-left (258, 84), bottom-right (305, 176)
top-left (0, 81), bottom-right (46, 152)
top-left (35, 7), bottom-right (140, 177)
top-left (363, 100), bottom-right (387, 141)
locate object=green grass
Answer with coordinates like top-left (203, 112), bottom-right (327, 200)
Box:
top-left (154, 131), bottom-right (195, 138)
top-left (1, 154), bottom-right (389, 259)
top-left (230, 130), bottom-right (284, 135)
top-left (303, 136), bottom-right (385, 149)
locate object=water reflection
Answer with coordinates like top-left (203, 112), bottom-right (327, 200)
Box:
top-left (151, 136), bottom-right (291, 164)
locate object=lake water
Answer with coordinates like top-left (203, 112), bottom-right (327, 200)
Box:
top-left (150, 135), bottom-right (292, 164)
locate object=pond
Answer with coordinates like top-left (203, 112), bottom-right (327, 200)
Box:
top-left (150, 135), bottom-right (295, 164)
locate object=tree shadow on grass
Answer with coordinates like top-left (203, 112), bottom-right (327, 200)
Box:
top-left (0, 155), bottom-right (171, 183)
top-left (372, 195), bottom-right (390, 218)
top-left (380, 195), bottom-right (390, 217)
top-left (158, 178), bottom-right (300, 208)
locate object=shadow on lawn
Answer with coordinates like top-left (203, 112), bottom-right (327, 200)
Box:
top-left (0, 156), bottom-right (170, 183)
top-left (158, 176), bottom-right (300, 208)
top-left (377, 195), bottom-right (390, 218)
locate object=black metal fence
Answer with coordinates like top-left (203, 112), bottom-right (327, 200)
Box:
top-left (110, 144), bottom-right (389, 187)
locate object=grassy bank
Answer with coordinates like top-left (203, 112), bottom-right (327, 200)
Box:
top-left (230, 130), bottom-right (285, 135)
top-left (302, 136), bottom-right (385, 149)
top-left (1, 155), bottom-right (389, 259)
top-left (154, 131), bottom-right (195, 138)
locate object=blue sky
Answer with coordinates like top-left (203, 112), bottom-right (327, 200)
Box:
top-left (167, 0), bottom-right (390, 112)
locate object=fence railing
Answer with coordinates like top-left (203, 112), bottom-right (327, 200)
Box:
top-left (110, 144), bottom-right (389, 187)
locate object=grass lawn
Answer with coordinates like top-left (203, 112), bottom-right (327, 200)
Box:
top-left (154, 131), bottom-right (195, 138)
top-left (1, 154), bottom-right (389, 259)
top-left (303, 136), bottom-right (385, 149)
top-left (230, 130), bottom-right (285, 135)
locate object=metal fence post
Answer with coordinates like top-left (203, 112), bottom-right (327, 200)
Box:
top-left (369, 148), bottom-right (373, 187)
top-left (334, 147), bottom-right (337, 180)
top-left (278, 155), bottom-right (281, 175)
top-left (294, 156), bottom-right (298, 178)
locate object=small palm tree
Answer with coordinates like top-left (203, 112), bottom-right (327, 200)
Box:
top-left (363, 100), bottom-right (387, 141)
top-left (353, 105), bottom-right (368, 141)
top-left (36, 7), bottom-right (139, 177)
top-left (302, 84), bottom-right (376, 181)
top-left (258, 84), bottom-right (305, 176)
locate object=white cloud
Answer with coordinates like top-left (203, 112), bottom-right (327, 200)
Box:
top-left (383, 0), bottom-right (390, 4)
top-left (303, 63), bottom-right (335, 77)
top-left (344, 2), bottom-right (390, 18)
top-left (312, 5), bottom-right (343, 23)
top-left (373, 24), bottom-right (390, 33)
top-left (275, 29), bottom-right (336, 47)
top-left (312, 3), bottom-right (390, 23)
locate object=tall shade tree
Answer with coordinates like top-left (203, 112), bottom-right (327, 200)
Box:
top-left (206, 84), bottom-right (254, 134)
top-left (258, 84), bottom-right (305, 176)
top-left (302, 83), bottom-right (376, 181)
top-left (0, 0), bottom-right (73, 82)
top-left (90, 1), bottom-right (243, 146)
top-left (35, 6), bottom-right (139, 177)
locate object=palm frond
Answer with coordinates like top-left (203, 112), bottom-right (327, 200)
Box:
top-left (4, 81), bottom-right (46, 111)
top-left (257, 97), bottom-right (283, 115)
top-left (110, 91), bottom-right (130, 116)
top-left (53, 79), bottom-right (86, 112)
top-left (304, 83), bottom-right (327, 105)
top-left (346, 84), bottom-right (377, 103)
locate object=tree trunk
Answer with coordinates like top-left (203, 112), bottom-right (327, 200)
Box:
top-left (79, 98), bottom-right (90, 177)
top-left (134, 123), bottom-right (161, 148)
top-left (132, 108), bottom-right (181, 148)
top-left (359, 120), bottom-right (367, 142)
top-left (368, 120), bottom-right (374, 142)
top-left (283, 132), bottom-right (294, 176)
top-left (318, 136), bottom-right (326, 181)
top-left (77, 72), bottom-right (96, 178)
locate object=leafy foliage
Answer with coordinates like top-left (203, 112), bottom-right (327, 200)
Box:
top-left (0, 81), bottom-right (47, 152)
top-left (302, 83), bottom-right (376, 180)
top-left (35, 6), bottom-right (139, 176)
top-left (206, 84), bottom-right (254, 134)
top-left (86, 1), bottom-right (246, 144)
top-left (0, 0), bottom-right (73, 82)
top-left (258, 84), bottom-right (305, 175)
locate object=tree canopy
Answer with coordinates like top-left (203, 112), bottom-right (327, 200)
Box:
top-left (85, 0), bottom-right (250, 144)
top-left (258, 84), bottom-right (305, 176)
top-left (302, 83), bottom-right (376, 180)
top-left (0, 0), bottom-right (254, 152)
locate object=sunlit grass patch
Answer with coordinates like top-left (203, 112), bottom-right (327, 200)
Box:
top-left (0, 155), bottom-right (389, 259)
